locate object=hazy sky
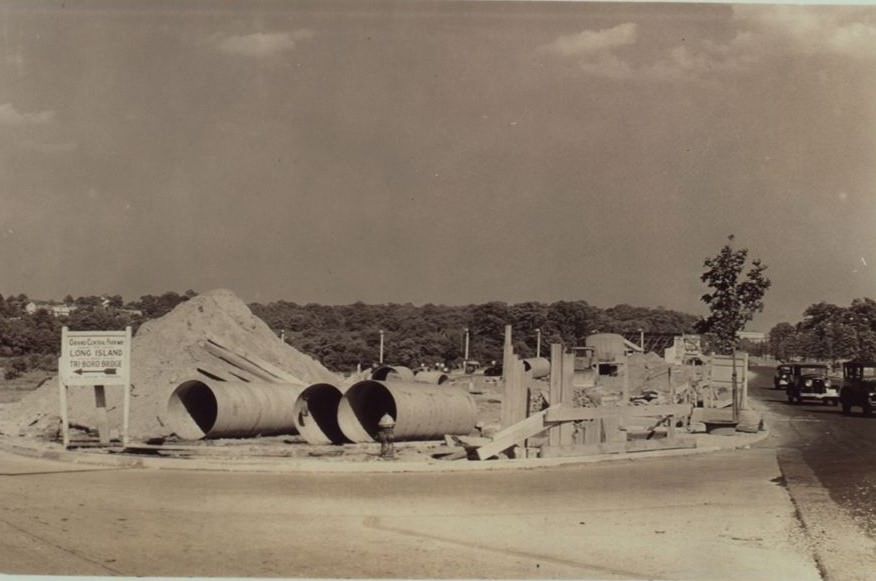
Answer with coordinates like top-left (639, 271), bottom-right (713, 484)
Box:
top-left (1, 0), bottom-right (874, 331)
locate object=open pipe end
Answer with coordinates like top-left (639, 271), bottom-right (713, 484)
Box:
top-left (293, 383), bottom-right (349, 445)
top-left (371, 366), bottom-right (414, 382)
top-left (166, 380), bottom-right (217, 440)
top-left (337, 380), bottom-right (397, 443)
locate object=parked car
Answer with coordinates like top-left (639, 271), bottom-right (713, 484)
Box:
top-left (785, 363), bottom-right (838, 405)
top-left (774, 364), bottom-right (793, 389)
top-left (839, 361), bottom-right (876, 416)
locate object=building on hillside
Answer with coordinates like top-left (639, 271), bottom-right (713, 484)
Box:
top-left (24, 302), bottom-right (77, 318)
top-left (737, 331), bottom-right (766, 343)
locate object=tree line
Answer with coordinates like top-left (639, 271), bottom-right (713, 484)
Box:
top-left (249, 300), bottom-right (699, 371)
top-left (768, 298), bottom-right (876, 363)
top-left (0, 291), bottom-right (699, 375)
top-left (0, 291), bottom-right (196, 378)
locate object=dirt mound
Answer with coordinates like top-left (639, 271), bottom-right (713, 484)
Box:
top-left (0, 289), bottom-right (340, 440)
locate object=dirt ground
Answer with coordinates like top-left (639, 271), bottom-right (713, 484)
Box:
top-left (0, 370), bottom-right (53, 405)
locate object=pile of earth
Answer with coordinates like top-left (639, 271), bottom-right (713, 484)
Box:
top-left (0, 289), bottom-right (340, 441)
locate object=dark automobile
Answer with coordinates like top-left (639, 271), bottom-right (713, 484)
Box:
top-left (774, 364), bottom-right (794, 389)
top-left (839, 361), bottom-right (876, 416)
top-left (785, 363), bottom-right (837, 405)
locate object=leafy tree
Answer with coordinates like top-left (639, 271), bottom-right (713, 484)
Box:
top-left (545, 300), bottom-right (605, 347)
top-left (135, 291), bottom-right (191, 318)
top-left (696, 235), bottom-right (771, 354)
top-left (768, 322), bottom-right (797, 361)
top-left (75, 295), bottom-right (104, 307)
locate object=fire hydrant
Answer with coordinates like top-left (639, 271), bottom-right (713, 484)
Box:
top-left (377, 413), bottom-right (396, 460)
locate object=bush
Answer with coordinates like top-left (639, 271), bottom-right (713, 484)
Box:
top-left (2, 357), bottom-right (29, 380)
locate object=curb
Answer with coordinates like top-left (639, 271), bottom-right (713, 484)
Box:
top-left (0, 428), bottom-right (771, 474)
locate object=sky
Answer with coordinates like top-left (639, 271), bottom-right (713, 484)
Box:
top-left (1, 0), bottom-right (875, 332)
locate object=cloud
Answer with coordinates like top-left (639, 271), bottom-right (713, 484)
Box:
top-left (540, 23), bottom-right (637, 58)
top-left (540, 8), bottom-right (876, 83)
top-left (217, 30), bottom-right (315, 57)
top-left (0, 103), bottom-right (55, 126)
top-left (721, 6), bottom-right (876, 65)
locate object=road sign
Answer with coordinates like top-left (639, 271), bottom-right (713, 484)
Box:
top-left (58, 327), bottom-right (132, 449)
top-left (60, 328), bottom-right (131, 386)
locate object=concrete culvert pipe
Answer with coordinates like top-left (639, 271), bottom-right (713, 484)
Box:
top-left (523, 357), bottom-right (551, 379)
top-left (337, 380), bottom-right (477, 443)
top-left (292, 383), bottom-right (349, 445)
top-left (370, 365), bottom-right (415, 382)
top-left (413, 370), bottom-right (449, 385)
top-left (166, 379), bottom-right (304, 440)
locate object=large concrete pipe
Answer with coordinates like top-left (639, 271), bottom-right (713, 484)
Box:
top-left (522, 357), bottom-right (550, 379)
top-left (413, 370), bottom-right (449, 385)
top-left (292, 383), bottom-right (349, 445)
top-left (166, 379), bottom-right (303, 440)
top-left (337, 380), bottom-right (477, 443)
top-left (371, 365), bottom-right (415, 381)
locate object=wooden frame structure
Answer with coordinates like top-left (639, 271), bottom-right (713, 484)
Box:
top-left (478, 338), bottom-right (694, 461)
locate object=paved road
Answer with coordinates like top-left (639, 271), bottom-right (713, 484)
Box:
top-left (1, 446), bottom-right (817, 579)
top-left (748, 365), bottom-right (876, 580)
top-left (751, 366), bottom-right (876, 535)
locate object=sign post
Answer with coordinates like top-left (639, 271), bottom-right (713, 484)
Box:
top-left (58, 327), bottom-right (132, 448)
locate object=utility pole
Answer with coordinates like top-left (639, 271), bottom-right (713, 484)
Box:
top-left (379, 329), bottom-right (385, 364)
top-left (639, 328), bottom-right (644, 352)
top-left (536, 328), bottom-right (542, 358)
top-left (463, 327), bottom-right (470, 370)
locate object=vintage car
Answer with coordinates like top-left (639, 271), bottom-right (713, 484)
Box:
top-left (785, 363), bottom-right (838, 405)
top-left (839, 361), bottom-right (876, 416)
top-left (774, 364), bottom-right (794, 389)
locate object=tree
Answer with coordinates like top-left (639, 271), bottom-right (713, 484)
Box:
top-left (696, 235), bottom-right (771, 354)
top-left (768, 322), bottom-right (797, 361)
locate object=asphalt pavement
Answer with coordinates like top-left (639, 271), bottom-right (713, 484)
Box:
top-left (749, 365), bottom-right (876, 581)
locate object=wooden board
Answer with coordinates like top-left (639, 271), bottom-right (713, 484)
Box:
top-left (545, 403), bottom-right (692, 423)
top-left (475, 407), bottom-right (554, 460)
top-left (539, 436), bottom-right (697, 458)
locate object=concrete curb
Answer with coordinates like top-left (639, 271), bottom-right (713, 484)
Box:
top-left (0, 428), bottom-right (771, 474)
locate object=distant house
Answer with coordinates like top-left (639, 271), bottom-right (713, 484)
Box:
top-left (24, 301), bottom-right (77, 318)
top-left (737, 331), bottom-right (766, 343)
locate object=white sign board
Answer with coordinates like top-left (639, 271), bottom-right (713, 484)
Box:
top-left (60, 328), bottom-right (131, 386)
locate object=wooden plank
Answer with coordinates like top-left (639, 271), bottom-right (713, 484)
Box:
top-left (475, 407), bottom-right (553, 460)
top-left (540, 436), bottom-right (697, 458)
top-left (583, 419), bottom-right (601, 445)
top-left (601, 409), bottom-right (627, 443)
top-left (122, 326), bottom-right (131, 448)
top-left (203, 341), bottom-right (280, 383)
top-left (93, 385), bottom-right (110, 445)
top-left (546, 403), bottom-right (692, 423)
top-left (58, 370), bottom-right (70, 448)
top-left (690, 407), bottom-right (734, 424)
top-left (548, 343), bottom-right (563, 447)
top-left (209, 338), bottom-right (307, 386)
top-left (540, 442), bottom-right (628, 458)
top-left (501, 325), bottom-right (514, 429)
top-left (559, 351), bottom-right (575, 446)
top-left (546, 406), bottom-right (603, 422)
top-left (445, 434), bottom-right (491, 448)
